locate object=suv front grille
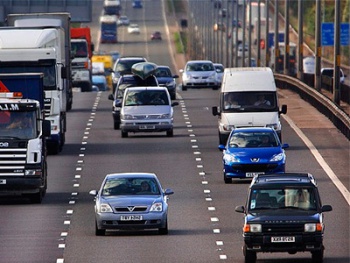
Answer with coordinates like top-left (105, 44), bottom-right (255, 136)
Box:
top-left (262, 223), bottom-right (304, 233)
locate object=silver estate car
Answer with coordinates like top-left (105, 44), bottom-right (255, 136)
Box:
top-left (89, 172), bottom-right (174, 235)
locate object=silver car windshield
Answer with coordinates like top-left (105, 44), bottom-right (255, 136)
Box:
top-left (102, 178), bottom-right (161, 195)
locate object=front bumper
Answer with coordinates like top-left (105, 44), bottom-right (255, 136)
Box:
top-left (223, 163), bottom-right (285, 179)
top-left (244, 233), bottom-right (324, 252)
top-left (96, 212), bottom-right (167, 230)
top-left (121, 122), bottom-right (173, 133)
top-left (0, 177), bottom-right (44, 195)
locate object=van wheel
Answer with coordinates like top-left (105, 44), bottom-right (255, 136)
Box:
top-left (114, 122), bottom-right (120, 130)
top-left (182, 84), bottom-right (187, 91)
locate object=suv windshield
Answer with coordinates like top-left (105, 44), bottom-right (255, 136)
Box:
top-left (124, 90), bottom-right (169, 106)
top-left (249, 188), bottom-right (317, 211)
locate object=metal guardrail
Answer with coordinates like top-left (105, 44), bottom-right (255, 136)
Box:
top-left (275, 74), bottom-right (350, 140)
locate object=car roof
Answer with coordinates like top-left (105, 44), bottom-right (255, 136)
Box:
top-left (105, 172), bottom-right (158, 180)
top-left (250, 173), bottom-right (317, 188)
top-left (186, 60), bottom-right (214, 64)
top-left (125, 86), bottom-right (168, 92)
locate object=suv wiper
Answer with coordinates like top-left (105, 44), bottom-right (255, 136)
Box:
top-left (279, 206), bottom-right (303, 210)
top-left (0, 136), bottom-right (21, 139)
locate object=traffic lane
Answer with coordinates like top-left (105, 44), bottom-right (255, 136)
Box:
top-left (62, 91), bottom-right (223, 262)
top-left (0, 91), bottom-right (99, 263)
top-left (176, 87), bottom-right (349, 262)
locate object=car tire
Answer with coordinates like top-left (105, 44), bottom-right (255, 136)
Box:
top-left (243, 245), bottom-right (256, 263)
top-left (312, 249), bottom-right (324, 263)
top-left (166, 129), bottom-right (173, 137)
top-left (121, 130), bottom-right (128, 138)
top-left (158, 221), bottom-right (168, 235)
top-left (114, 122), bottom-right (120, 130)
top-left (95, 222), bottom-right (105, 236)
top-left (224, 174), bottom-right (232, 184)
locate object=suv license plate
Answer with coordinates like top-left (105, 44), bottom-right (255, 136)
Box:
top-left (246, 172), bottom-right (264, 177)
top-left (0, 179), bottom-right (6, 184)
top-left (271, 236), bottom-right (295, 243)
top-left (120, 215), bottom-right (143, 221)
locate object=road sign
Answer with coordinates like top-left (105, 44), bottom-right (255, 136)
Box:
top-left (322, 22), bottom-right (350, 46)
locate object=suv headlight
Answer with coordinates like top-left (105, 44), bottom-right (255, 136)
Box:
top-left (150, 202), bottom-right (163, 212)
top-left (305, 223), bottom-right (323, 232)
top-left (243, 223), bottom-right (262, 233)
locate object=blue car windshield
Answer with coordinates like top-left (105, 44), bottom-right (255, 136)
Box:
top-left (228, 132), bottom-right (278, 148)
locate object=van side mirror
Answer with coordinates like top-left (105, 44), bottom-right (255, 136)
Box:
top-left (212, 106), bottom-right (219, 116)
top-left (280, 104), bottom-right (287, 115)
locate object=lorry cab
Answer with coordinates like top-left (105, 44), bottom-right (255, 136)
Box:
top-left (212, 67), bottom-right (287, 145)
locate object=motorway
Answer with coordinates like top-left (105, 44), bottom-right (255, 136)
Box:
top-left (0, 1), bottom-right (349, 263)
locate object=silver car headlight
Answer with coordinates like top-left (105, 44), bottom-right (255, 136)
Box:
top-left (98, 203), bottom-right (113, 213)
top-left (270, 152), bottom-right (285, 162)
top-left (121, 114), bottom-right (135, 120)
top-left (158, 113), bottom-right (171, 119)
top-left (208, 73), bottom-right (216, 80)
top-left (150, 202), bottom-right (163, 212)
top-left (166, 80), bottom-right (175, 87)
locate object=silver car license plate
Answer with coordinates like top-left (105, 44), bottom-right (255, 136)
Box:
top-left (0, 179), bottom-right (6, 184)
top-left (139, 125), bottom-right (155, 129)
top-left (120, 215), bottom-right (143, 221)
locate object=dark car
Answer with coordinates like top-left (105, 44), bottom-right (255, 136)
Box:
top-left (154, 66), bottom-right (178, 100)
top-left (151, 31), bottom-right (162, 40)
top-left (111, 56), bottom-right (148, 92)
top-left (235, 173), bottom-right (332, 263)
top-left (108, 74), bottom-right (158, 129)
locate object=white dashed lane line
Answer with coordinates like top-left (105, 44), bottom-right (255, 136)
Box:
top-left (56, 92), bottom-right (102, 263)
top-left (178, 98), bottom-right (227, 260)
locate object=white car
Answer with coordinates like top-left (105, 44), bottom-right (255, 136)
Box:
top-left (180, 60), bottom-right (219, 90)
top-left (237, 44), bottom-right (248, 58)
top-left (321, 67), bottom-right (346, 84)
top-left (127, 24), bottom-right (140, 34)
top-left (117, 15), bottom-right (129, 26)
top-left (214, 63), bottom-right (224, 86)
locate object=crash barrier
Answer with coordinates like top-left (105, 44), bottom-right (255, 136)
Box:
top-left (275, 73), bottom-right (350, 140)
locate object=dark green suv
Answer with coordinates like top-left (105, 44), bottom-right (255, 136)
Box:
top-left (235, 173), bottom-right (332, 263)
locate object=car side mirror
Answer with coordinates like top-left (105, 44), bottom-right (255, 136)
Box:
top-left (173, 75), bottom-right (179, 79)
top-left (108, 94), bottom-right (114, 100)
top-left (212, 106), bottom-right (219, 116)
top-left (171, 102), bottom-right (179, 107)
top-left (321, 205), bottom-right (332, 212)
top-left (218, 144), bottom-right (226, 151)
top-left (164, 188), bottom-right (174, 196)
top-left (89, 190), bottom-right (97, 196)
top-left (282, 143), bottom-right (289, 149)
top-left (235, 205), bottom-right (245, 213)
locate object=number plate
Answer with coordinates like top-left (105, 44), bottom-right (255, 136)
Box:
top-left (0, 179), bottom-right (6, 184)
top-left (246, 172), bottom-right (264, 177)
top-left (139, 125), bottom-right (155, 130)
top-left (120, 215), bottom-right (143, 221)
top-left (271, 236), bottom-right (295, 243)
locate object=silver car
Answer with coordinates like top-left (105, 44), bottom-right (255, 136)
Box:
top-left (180, 60), bottom-right (219, 90)
top-left (90, 172), bottom-right (174, 235)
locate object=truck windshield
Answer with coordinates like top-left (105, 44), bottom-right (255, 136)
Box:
top-left (71, 42), bottom-right (88, 58)
top-left (222, 91), bottom-right (278, 112)
top-left (0, 111), bottom-right (37, 139)
top-left (0, 64), bottom-right (56, 90)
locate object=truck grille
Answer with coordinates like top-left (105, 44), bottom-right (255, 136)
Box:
top-left (0, 148), bottom-right (27, 176)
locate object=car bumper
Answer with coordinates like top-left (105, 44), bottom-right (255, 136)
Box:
top-left (223, 163), bottom-right (285, 179)
top-left (96, 212), bottom-right (167, 230)
top-left (182, 79), bottom-right (217, 88)
top-left (244, 233), bottom-right (324, 252)
top-left (121, 122), bottom-right (173, 133)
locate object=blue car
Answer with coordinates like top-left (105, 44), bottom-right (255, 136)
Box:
top-left (92, 75), bottom-right (108, 91)
top-left (218, 127), bottom-right (289, 184)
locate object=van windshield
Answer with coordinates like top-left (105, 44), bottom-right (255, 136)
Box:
top-left (124, 90), bottom-right (169, 106)
top-left (222, 91), bottom-right (278, 112)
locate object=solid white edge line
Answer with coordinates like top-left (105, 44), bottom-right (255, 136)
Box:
top-left (283, 114), bottom-right (350, 205)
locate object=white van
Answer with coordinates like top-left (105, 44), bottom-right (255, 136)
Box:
top-left (212, 67), bottom-right (287, 144)
top-left (120, 86), bottom-right (178, 137)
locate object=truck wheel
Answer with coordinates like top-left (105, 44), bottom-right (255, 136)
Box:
top-left (121, 130), bottom-right (128, 138)
top-left (243, 245), bottom-right (256, 263)
top-left (312, 249), bottom-right (324, 263)
top-left (166, 129), bottom-right (173, 137)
